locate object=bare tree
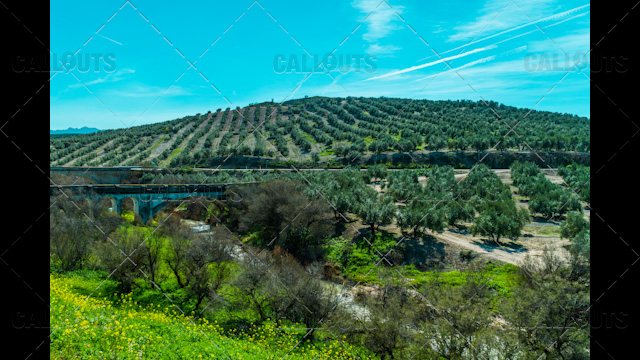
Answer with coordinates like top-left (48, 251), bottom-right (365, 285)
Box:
top-left (342, 281), bottom-right (418, 360)
top-left (183, 230), bottom-right (234, 314)
top-left (140, 233), bottom-right (164, 288)
top-left (267, 249), bottom-right (340, 341)
top-left (230, 248), bottom-right (275, 323)
top-left (50, 193), bottom-right (122, 271)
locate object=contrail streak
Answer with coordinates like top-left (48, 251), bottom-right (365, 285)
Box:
top-left (99, 34), bottom-right (123, 45)
top-left (366, 45), bottom-right (497, 81)
top-left (413, 45), bottom-right (527, 82)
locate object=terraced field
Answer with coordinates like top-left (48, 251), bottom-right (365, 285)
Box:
top-left (50, 97), bottom-right (590, 167)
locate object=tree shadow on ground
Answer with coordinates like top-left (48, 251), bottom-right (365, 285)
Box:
top-left (472, 237), bottom-right (525, 253)
top-left (448, 224), bottom-right (526, 253)
top-left (448, 224), bottom-right (471, 235)
top-left (402, 234), bottom-right (447, 267)
top-left (334, 220), bottom-right (347, 238)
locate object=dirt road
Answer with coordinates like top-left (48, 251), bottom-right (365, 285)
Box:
top-left (435, 231), bottom-right (532, 265)
top-left (434, 228), bottom-right (570, 266)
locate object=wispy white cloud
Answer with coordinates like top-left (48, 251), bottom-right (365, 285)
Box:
top-left (366, 43), bottom-right (401, 55)
top-left (352, 0), bottom-right (404, 42)
top-left (321, 72), bottom-right (348, 95)
top-left (527, 30), bottom-right (589, 54)
top-left (352, 0), bottom-right (404, 55)
top-left (449, 0), bottom-right (556, 43)
top-left (542, 9), bottom-right (590, 29)
top-left (68, 68), bottom-right (135, 89)
top-left (412, 55), bottom-right (496, 82)
top-left (109, 84), bottom-right (192, 98)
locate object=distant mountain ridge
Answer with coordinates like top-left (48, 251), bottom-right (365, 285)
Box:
top-left (50, 127), bottom-right (101, 135)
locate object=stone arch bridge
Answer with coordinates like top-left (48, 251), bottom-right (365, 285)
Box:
top-left (50, 184), bottom-right (250, 224)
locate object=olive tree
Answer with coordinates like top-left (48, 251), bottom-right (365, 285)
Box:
top-left (397, 200), bottom-right (446, 236)
top-left (356, 188), bottom-right (396, 239)
top-left (470, 196), bottom-right (530, 243)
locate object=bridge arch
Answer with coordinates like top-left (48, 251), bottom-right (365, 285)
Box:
top-left (50, 183), bottom-right (252, 225)
top-left (94, 196), bottom-right (117, 214)
top-left (122, 196), bottom-right (140, 221)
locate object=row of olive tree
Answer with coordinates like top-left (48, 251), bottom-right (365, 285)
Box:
top-left (345, 165), bottom-right (530, 243)
top-left (511, 161), bottom-right (583, 219)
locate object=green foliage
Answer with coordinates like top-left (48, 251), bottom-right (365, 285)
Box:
top-left (50, 167), bottom-right (590, 359)
top-left (94, 226), bottom-right (150, 293)
top-left (558, 163), bottom-right (590, 202)
top-left (561, 211), bottom-right (590, 262)
top-left (500, 262), bottom-right (590, 359)
top-left (511, 161), bottom-right (584, 218)
top-left (397, 200), bottom-right (446, 235)
top-left (570, 227), bottom-right (590, 262)
top-left (529, 187), bottom-right (582, 218)
top-left (386, 170), bottom-right (422, 203)
top-left (325, 233), bottom-right (403, 282)
top-left (560, 211), bottom-right (589, 239)
top-left (50, 195), bottom-right (123, 272)
top-left (366, 164), bottom-right (388, 182)
top-left (325, 236), bottom-right (355, 265)
top-left (229, 180), bottom-right (334, 263)
top-left (355, 188), bottom-right (396, 238)
top-left (470, 196), bottom-right (530, 242)
top-left (445, 199), bottom-right (475, 226)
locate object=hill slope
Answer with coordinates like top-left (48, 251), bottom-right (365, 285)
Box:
top-left (49, 97), bottom-right (590, 167)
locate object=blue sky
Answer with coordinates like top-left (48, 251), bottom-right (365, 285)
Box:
top-left (50, 0), bottom-right (590, 130)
